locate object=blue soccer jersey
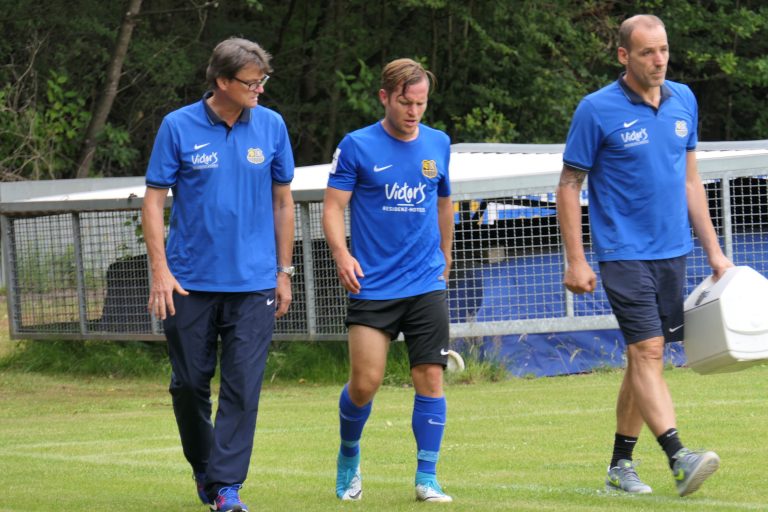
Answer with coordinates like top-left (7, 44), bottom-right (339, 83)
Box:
top-left (145, 95), bottom-right (294, 291)
top-left (563, 78), bottom-right (698, 261)
top-left (328, 122), bottom-right (451, 300)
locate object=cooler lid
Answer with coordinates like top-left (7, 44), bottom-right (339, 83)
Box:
top-left (720, 267), bottom-right (768, 334)
top-left (684, 266), bottom-right (744, 310)
top-left (685, 266), bottom-right (768, 309)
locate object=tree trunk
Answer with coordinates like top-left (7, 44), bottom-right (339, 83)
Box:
top-left (74, 0), bottom-right (142, 179)
top-left (322, 0), bottom-right (343, 161)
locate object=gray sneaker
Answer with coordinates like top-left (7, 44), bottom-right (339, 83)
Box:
top-left (672, 448), bottom-right (720, 497)
top-left (605, 459), bottom-right (653, 494)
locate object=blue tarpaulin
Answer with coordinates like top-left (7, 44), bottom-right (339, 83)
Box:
top-left (449, 233), bottom-right (768, 377)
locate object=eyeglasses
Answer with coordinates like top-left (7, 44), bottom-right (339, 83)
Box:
top-left (232, 74), bottom-right (270, 91)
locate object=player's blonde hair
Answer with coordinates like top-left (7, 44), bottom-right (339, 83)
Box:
top-left (380, 58), bottom-right (435, 97)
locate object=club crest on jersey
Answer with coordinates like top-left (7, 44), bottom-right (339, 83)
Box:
top-left (422, 160), bottom-right (438, 178)
top-left (675, 120), bottom-right (688, 138)
top-left (247, 147), bottom-right (265, 164)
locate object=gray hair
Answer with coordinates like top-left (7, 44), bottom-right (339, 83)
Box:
top-left (206, 38), bottom-right (273, 89)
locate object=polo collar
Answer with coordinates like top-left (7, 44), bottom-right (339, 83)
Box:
top-left (202, 90), bottom-right (252, 125)
top-left (617, 72), bottom-right (672, 107)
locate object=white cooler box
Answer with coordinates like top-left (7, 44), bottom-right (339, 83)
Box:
top-left (684, 266), bottom-right (768, 375)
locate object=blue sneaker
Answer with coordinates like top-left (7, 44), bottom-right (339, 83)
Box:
top-left (336, 453), bottom-right (362, 500)
top-left (194, 472), bottom-right (211, 505)
top-left (415, 471), bottom-right (452, 503)
top-left (212, 485), bottom-right (248, 512)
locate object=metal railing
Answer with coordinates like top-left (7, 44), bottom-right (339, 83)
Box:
top-left (2, 143), bottom-right (767, 341)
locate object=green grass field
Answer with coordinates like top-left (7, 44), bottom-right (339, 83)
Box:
top-left (1, 359), bottom-right (767, 511)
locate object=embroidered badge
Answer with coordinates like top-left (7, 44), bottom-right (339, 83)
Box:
top-left (247, 148), bottom-right (265, 164)
top-left (675, 120), bottom-right (688, 138)
top-left (421, 159), bottom-right (437, 178)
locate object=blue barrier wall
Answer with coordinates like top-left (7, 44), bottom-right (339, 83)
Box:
top-left (450, 233), bottom-right (768, 377)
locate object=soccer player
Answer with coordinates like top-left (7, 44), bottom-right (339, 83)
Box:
top-left (556, 15), bottom-right (733, 497)
top-left (142, 38), bottom-right (295, 512)
top-left (323, 58), bottom-right (454, 502)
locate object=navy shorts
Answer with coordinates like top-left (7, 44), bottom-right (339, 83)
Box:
top-left (599, 256), bottom-right (687, 344)
top-left (345, 290), bottom-right (450, 368)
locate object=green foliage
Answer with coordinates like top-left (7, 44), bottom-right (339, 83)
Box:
top-left (0, 336), bottom-right (508, 386)
top-left (17, 245), bottom-right (78, 294)
top-left (0, 71), bottom-right (91, 180)
top-left (39, 70), bottom-right (91, 175)
top-left (662, 0), bottom-right (768, 139)
top-left (266, 340), bottom-right (350, 384)
top-left (93, 123), bottom-right (141, 177)
top-left (43, 71), bottom-right (90, 142)
top-left (1, 0), bottom-right (767, 177)
top-left (336, 59), bottom-right (379, 119)
top-left (15, 242), bottom-right (101, 293)
top-left (453, 103), bottom-right (518, 143)
top-left (0, 339), bottom-right (170, 378)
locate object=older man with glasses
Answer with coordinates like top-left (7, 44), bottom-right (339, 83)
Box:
top-left (142, 37), bottom-right (295, 512)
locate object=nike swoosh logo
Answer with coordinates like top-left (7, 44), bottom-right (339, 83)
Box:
top-left (373, 164), bottom-right (392, 172)
top-left (623, 119), bottom-right (639, 128)
top-left (440, 349), bottom-right (450, 356)
top-left (194, 143), bottom-right (210, 150)
top-left (674, 470), bottom-right (685, 481)
top-left (267, 298), bottom-right (275, 306)
top-left (668, 324), bottom-right (683, 333)
top-left (427, 418), bottom-right (446, 426)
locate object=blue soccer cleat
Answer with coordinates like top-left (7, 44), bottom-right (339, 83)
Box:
top-left (194, 472), bottom-right (211, 505)
top-left (211, 484), bottom-right (248, 512)
top-left (415, 471), bottom-right (453, 503)
top-left (336, 453), bottom-right (362, 500)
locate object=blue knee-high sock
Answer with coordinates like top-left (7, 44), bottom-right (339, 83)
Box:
top-left (412, 394), bottom-right (447, 475)
top-left (339, 384), bottom-right (372, 458)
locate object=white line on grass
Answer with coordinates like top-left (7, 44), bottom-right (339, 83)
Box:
top-left (0, 449), bottom-right (764, 510)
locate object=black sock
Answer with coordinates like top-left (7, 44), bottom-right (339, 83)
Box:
top-left (610, 433), bottom-right (638, 467)
top-left (657, 428), bottom-right (684, 469)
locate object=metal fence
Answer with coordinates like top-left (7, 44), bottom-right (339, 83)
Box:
top-left (2, 143), bottom-right (767, 341)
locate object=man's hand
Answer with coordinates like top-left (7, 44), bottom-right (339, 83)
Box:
top-left (147, 267), bottom-right (188, 320)
top-left (709, 252), bottom-right (734, 282)
top-left (442, 253), bottom-right (453, 283)
top-left (275, 273), bottom-right (292, 318)
top-left (564, 259), bottom-right (597, 294)
top-left (334, 251), bottom-right (364, 294)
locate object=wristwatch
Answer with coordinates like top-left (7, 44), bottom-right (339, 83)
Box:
top-left (277, 265), bottom-right (296, 277)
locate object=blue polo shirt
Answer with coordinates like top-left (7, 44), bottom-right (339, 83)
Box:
top-left (563, 77), bottom-right (697, 261)
top-left (145, 93), bottom-right (294, 291)
top-left (328, 121), bottom-right (451, 300)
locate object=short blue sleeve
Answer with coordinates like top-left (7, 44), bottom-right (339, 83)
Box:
top-left (327, 135), bottom-right (358, 191)
top-left (145, 117), bottom-right (180, 188)
top-left (271, 119), bottom-right (295, 184)
top-left (563, 99), bottom-right (603, 172)
top-left (685, 86), bottom-right (698, 151)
